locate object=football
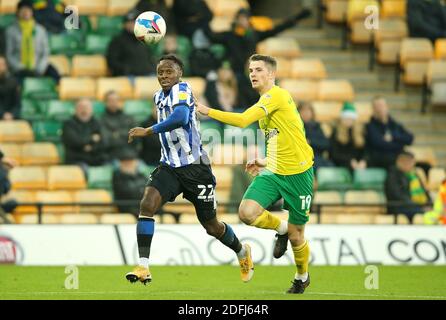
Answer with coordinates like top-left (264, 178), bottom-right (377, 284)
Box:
top-left (133, 11), bottom-right (166, 44)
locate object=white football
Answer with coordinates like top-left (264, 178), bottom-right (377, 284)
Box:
top-left (134, 11), bottom-right (166, 44)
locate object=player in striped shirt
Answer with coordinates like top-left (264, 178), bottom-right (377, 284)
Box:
top-left (125, 54), bottom-right (253, 284)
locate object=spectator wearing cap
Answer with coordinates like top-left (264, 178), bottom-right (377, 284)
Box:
top-left (5, 0), bottom-right (60, 84)
top-left (112, 149), bottom-right (147, 216)
top-left (106, 10), bottom-right (156, 76)
top-left (330, 102), bottom-right (367, 171)
top-left (366, 96), bottom-right (414, 169)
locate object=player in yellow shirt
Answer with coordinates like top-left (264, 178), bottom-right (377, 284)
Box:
top-left (196, 54), bottom-right (314, 294)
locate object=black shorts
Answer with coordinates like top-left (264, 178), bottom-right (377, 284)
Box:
top-left (147, 161), bottom-right (217, 224)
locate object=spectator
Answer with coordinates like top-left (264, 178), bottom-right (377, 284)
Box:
top-left (204, 7), bottom-right (311, 105)
top-left (112, 149), bottom-right (147, 216)
top-left (299, 102), bottom-right (333, 170)
top-left (5, 0), bottom-right (60, 83)
top-left (139, 105), bottom-right (161, 166)
top-left (106, 10), bottom-right (155, 77)
top-left (0, 56), bottom-right (21, 120)
top-left (424, 176), bottom-right (446, 225)
top-left (385, 151), bottom-right (431, 224)
top-left (100, 90), bottom-right (137, 161)
top-left (330, 102), bottom-right (367, 171)
top-left (205, 62), bottom-right (243, 112)
top-left (62, 98), bottom-right (107, 170)
top-left (366, 96), bottom-right (414, 169)
top-left (0, 150), bottom-right (17, 224)
top-left (407, 0), bottom-right (446, 43)
top-left (32, 0), bottom-right (67, 34)
top-left (172, 0), bottom-right (213, 40)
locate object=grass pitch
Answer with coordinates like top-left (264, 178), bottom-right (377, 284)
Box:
top-left (0, 266), bottom-right (445, 300)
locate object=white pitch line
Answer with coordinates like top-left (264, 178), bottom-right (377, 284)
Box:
top-left (307, 292), bottom-right (446, 300)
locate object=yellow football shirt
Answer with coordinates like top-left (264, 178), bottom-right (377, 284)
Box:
top-left (253, 85), bottom-right (314, 175)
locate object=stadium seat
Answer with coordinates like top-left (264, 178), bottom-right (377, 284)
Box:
top-left (407, 146), bottom-right (438, 167)
top-left (397, 214), bottom-right (410, 225)
top-left (71, 55), bottom-right (108, 77)
top-left (182, 77), bottom-right (206, 98)
top-left (399, 38), bottom-right (433, 86)
top-left (49, 55), bottom-right (71, 76)
top-left (21, 78), bottom-right (58, 100)
top-left (85, 34), bottom-right (112, 55)
top-left (319, 213), bottom-right (338, 224)
top-left (374, 214), bottom-right (396, 224)
top-left (19, 213), bottom-right (60, 224)
top-left (257, 38), bottom-right (301, 58)
top-left (0, 143), bottom-right (22, 164)
top-left (123, 100), bottom-right (153, 123)
top-left (45, 100), bottom-right (75, 121)
top-left (49, 33), bottom-right (81, 56)
top-left (412, 213), bottom-right (425, 225)
top-left (381, 0), bottom-right (406, 18)
top-left (35, 191), bottom-right (76, 214)
top-left (96, 77), bottom-right (133, 100)
top-left (279, 79), bottom-right (319, 102)
top-left (0, 13), bottom-right (15, 27)
top-left (335, 213), bottom-right (375, 224)
top-left (21, 142), bottom-right (60, 166)
top-left (107, 0), bottom-right (139, 16)
top-left (353, 168), bottom-right (387, 190)
top-left (0, 120), bottom-right (34, 143)
top-left (430, 83), bottom-right (446, 107)
top-left (347, 0), bottom-right (379, 44)
top-left (32, 120), bottom-right (63, 142)
top-left (3, 190), bottom-right (37, 214)
top-left (100, 213), bottom-right (137, 224)
top-left (324, 0), bottom-right (348, 23)
top-left (316, 167), bottom-right (353, 190)
top-left (344, 190), bottom-right (385, 204)
top-left (212, 166), bottom-right (233, 189)
top-left (71, 0), bottom-right (107, 15)
top-left (87, 165), bottom-right (113, 190)
top-left (374, 19), bottom-right (408, 64)
top-left (47, 165), bottom-right (87, 190)
top-left (59, 77), bottom-right (97, 100)
top-left (210, 16), bottom-right (232, 32)
top-left (434, 39), bottom-right (446, 60)
top-left (210, 144), bottom-right (246, 166)
top-left (21, 99), bottom-right (45, 121)
top-left (92, 101), bottom-right (106, 116)
top-left (311, 101), bottom-right (342, 122)
top-left (291, 59), bottom-right (327, 80)
top-left (72, 189), bottom-right (113, 213)
top-left (96, 15), bottom-right (123, 35)
top-left (318, 80), bottom-right (355, 102)
top-left (274, 57), bottom-right (292, 79)
top-left (426, 60), bottom-right (446, 85)
top-left (206, 0), bottom-right (249, 17)
top-left (133, 77), bottom-right (159, 99)
top-left (216, 213), bottom-right (240, 224)
top-left (249, 16), bottom-right (274, 32)
top-left (428, 168), bottom-right (446, 191)
top-left (10, 166), bottom-right (47, 190)
top-left (60, 213), bottom-right (98, 224)
top-left (138, 164), bottom-right (156, 177)
top-left (313, 191), bottom-right (343, 205)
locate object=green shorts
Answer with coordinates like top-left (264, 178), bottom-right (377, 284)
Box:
top-left (243, 168), bottom-right (314, 225)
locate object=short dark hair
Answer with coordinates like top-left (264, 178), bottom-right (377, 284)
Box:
top-left (249, 54), bottom-right (277, 70)
top-left (158, 54), bottom-right (184, 72)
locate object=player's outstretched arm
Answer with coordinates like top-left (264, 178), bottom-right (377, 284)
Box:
top-left (196, 101), bottom-right (264, 128)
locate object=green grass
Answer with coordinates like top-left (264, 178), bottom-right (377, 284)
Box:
top-left (0, 266), bottom-right (445, 300)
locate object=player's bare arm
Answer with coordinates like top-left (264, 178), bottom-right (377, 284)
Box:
top-left (128, 127), bottom-right (154, 143)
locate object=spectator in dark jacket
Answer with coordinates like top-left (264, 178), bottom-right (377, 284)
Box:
top-left (204, 8), bottom-right (311, 105)
top-left (330, 102), bottom-right (367, 171)
top-left (62, 98), bottom-right (106, 169)
top-left (385, 151), bottom-right (431, 224)
top-left (100, 90), bottom-right (137, 161)
top-left (133, 0), bottom-right (171, 29)
top-left (112, 149), bottom-right (147, 216)
top-left (299, 102), bottom-right (333, 170)
top-left (106, 10), bottom-right (155, 76)
top-left (172, 0), bottom-right (213, 39)
top-left (139, 106), bottom-right (161, 166)
top-left (407, 0), bottom-right (446, 43)
top-left (0, 56), bottom-right (20, 120)
top-left (366, 96), bottom-right (414, 169)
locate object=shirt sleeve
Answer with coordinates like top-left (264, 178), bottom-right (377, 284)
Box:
top-left (251, 92), bottom-right (279, 116)
top-left (171, 82), bottom-right (193, 107)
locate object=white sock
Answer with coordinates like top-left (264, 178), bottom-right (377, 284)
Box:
top-left (237, 244), bottom-right (247, 259)
top-left (295, 272), bottom-right (308, 282)
top-left (276, 220), bottom-right (288, 235)
top-left (138, 257), bottom-right (150, 269)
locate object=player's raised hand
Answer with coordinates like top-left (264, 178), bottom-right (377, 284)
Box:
top-left (195, 101), bottom-right (210, 116)
top-left (128, 127), bottom-right (149, 143)
top-left (245, 158), bottom-right (267, 177)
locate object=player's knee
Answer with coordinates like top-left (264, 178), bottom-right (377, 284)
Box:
top-left (238, 205), bottom-right (257, 225)
top-left (139, 196), bottom-right (156, 217)
top-left (288, 230), bottom-right (305, 246)
top-left (203, 220), bottom-right (224, 238)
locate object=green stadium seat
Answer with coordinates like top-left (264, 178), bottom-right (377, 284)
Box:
top-left (316, 167), bottom-right (353, 191)
top-left (32, 120), bottom-right (63, 142)
top-left (92, 101), bottom-right (106, 116)
top-left (123, 100), bottom-right (153, 123)
top-left (21, 78), bottom-right (58, 100)
top-left (96, 16), bottom-right (123, 36)
top-left (87, 165), bottom-right (113, 190)
top-left (85, 34), bottom-right (112, 55)
top-left (46, 100), bottom-right (75, 121)
top-left (0, 14), bottom-right (15, 29)
top-left (210, 44), bottom-right (226, 60)
top-left (55, 143), bottom-right (65, 163)
top-left (138, 164), bottom-right (156, 177)
top-left (49, 33), bottom-right (81, 56)
top-left (353, 168), bottom-right (387, 191)
top-left (21, 99), bottom-right (45, 120)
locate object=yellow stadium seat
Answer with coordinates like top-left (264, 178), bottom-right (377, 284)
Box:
top-left (133, 77), bottom-right (159, 99)
top-left (35, 191), bottom-right (76, 214)
top-left (257, 38), bottom-right (301, 58)
top-left (47, 165), bottom-right (86, 190)
top-left (107, 0), bottom-right (139, 16)
top-left (163, 195), bottom-right (195, 215)
top-left (381, 0), bottom-right (406, 18)
top-left (0, 0), bottom-right (19, 13)
top-left (325, 0), bottom-right (349, 23)
top-left (314, 191), bottom-right (343, 204)
top-left (335, 213), bottom-right (375, 224)
top-left (210, 16), bottom-right (232, 32)
top-left (217, 213), bottom-right (240, 224)
top-left (19, 213), bottom-right (60, 224)
top-left (400, 38), bottom-right (433, 85)
top-left (21, 142), bottom-right (60, 166)
top-left (179, 214), bottom-right (199, 224)
top-left (279, 79), bottom-right (320, 102)
top-left (344, 190), bottom-right (384, 204)
top-left (407, 146), bottom-right (438, 167)
top-left (426, 60), bottom-right (446, 86)
top-left (274, 57), bottom-right (292, 79)
top-left (10, 166), bottom-right (47, 190)
top-left (100, 213), bottom-right (137, 224)
top-left (412, 213), bottom-right (425, 225)
top-left (71, 55), bottom-right (108, 77)
top-left (59, 77), bottom-right (97, 100)
top-left (250, 16), bottom-right (274, 32)
top-left (428, 168), bottom-right (445, 191)
top-left (209, 144), bottom-right (246, 166)
top-left (60, 213), bottom-right (98, 224)
top-left (0, 120), bottom-right (34, 143)
top-left (72, 189), bottom-right (114, 213)
top-left (434, 39), bottom-right (446, 60)
top-left (158, 214), bottom-right (177, 224)
top-left (347, 0), bottom-right (379, 24)
top-left (49, 55), bottom-right (71, 76)
top-left (320, 213), bottom-right (338, 224)
top-left (374, 214), bottom-right (395, 224)
top-left (205, 0), bottom-right (249, 17)
top-left (291, 59), bottom-right (327, 80)
top-left (97, 77), bottom-right (133, 100)
top-left (182, 77), bottom-right (206, 98)
top-left (71, 0), bottom-right (107, 15)
top-left (374, 19), bottom-right (408, 64)
top-left (311, 102), bottom-right (343, 123)
top-left (318, 80), bottom-right (355, 102)
top-left (212, 166), bottom-right (233, 189)
top-left (3, 190), bottom-right (37, 215)
top-left (0, 143), bottom-right (22, 164)
top-left (397, 214), bottom-right (409, 224)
